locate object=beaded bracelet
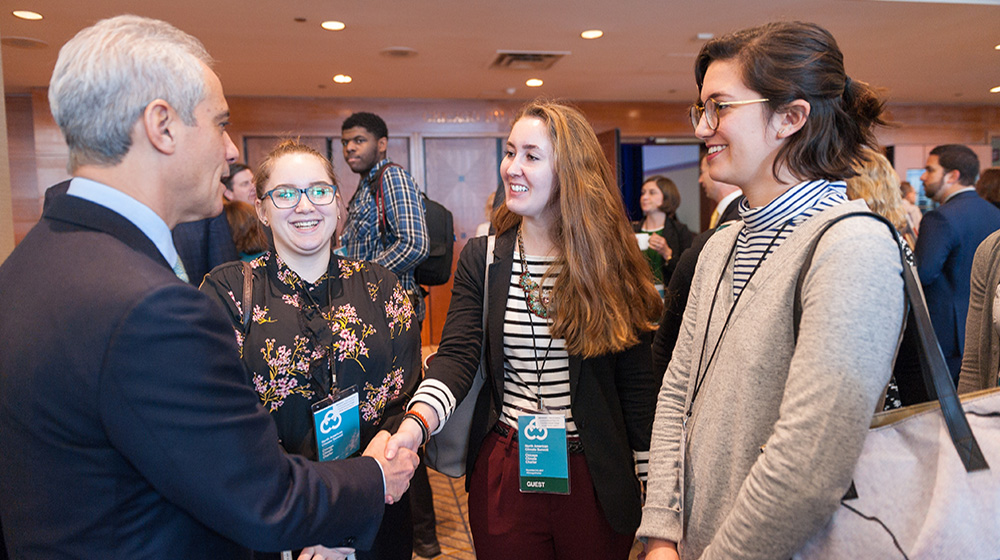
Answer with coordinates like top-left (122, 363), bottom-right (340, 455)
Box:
top-left (404, 410), bottom-right (430, 446)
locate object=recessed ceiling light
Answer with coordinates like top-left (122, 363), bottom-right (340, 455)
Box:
top-left (13, 10), bottom-right (43, 20)
top-left (991, 86), bottom-right (1000, 93)
top-left (321, 21), bottom-right (345, 31)
top-left (696, 32), bottom-right (714, 41)
top-left (526, 78), bottom-right (543, 87)
top-left (580, 29), bottom-right (603, 40)
top-left (333, 74), bottom-right (352, 84)
top-left (995, 44), bottom-right (1000, 50)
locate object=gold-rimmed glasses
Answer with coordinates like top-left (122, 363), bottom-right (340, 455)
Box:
top-left (689, 98), bottom-right (770, 131)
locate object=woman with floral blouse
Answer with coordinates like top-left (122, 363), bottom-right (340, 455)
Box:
top-left (200, 140), bottom-right (421, 560)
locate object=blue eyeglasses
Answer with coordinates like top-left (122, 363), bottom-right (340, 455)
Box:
top-left (262, 184), bottom-right (337, 209)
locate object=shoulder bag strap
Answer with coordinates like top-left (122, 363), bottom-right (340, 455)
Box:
top-left (794, 211), bottom-right (988, 472)
top-left (373, 163), bottom-right (404, 247)
top-left (480, 235), bottom-right (495, 379)
top-left (241, 260), bottom-right (253, 331)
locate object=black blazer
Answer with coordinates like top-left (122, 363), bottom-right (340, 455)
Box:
top-left (0, 190), bottom-right (385, 558)
top-left (426, 229), bottom-right (657, 534)
top-left (652, 195), bottom-right (744, 373)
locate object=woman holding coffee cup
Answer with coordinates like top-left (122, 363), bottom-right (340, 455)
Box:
top-left (633, 175), bottom-right (693, 297)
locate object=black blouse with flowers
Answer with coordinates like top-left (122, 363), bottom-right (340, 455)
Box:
top-left (200, 251), bottom-right (420, 460)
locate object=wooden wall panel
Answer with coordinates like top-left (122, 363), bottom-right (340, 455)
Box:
top-left (30, 90), bottom-right (70, 198)
top-left (5, 95), bottom-right (40, 244)
top-left (878, 104), bottom-right (1000, 146)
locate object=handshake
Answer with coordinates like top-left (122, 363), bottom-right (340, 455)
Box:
top-left (299, 406), bottom-right (440, 560)
top-left (364, 402), bottom-right (441, 504)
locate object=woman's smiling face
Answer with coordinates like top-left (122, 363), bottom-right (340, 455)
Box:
top-left (696, 59), bottom-right (786, 204)
top-left (256, 152), bottom-right (339, 261)
top-left (500, 116), bottom-right (557, 225)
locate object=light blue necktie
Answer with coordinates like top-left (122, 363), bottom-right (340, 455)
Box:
top-left (172, 258), bottom-right (189, 283)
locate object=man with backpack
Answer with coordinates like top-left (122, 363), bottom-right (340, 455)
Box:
top-left (340, 112), bottom-right (443, 558)
top-left (340, 112), bottom-right (430, 321)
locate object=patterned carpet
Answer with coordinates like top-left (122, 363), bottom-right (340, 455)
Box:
top-left (412, 469), bottom-right (475, 560)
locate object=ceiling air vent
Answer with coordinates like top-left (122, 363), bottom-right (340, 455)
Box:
top-left (490, 50), bottom-right (570, 71)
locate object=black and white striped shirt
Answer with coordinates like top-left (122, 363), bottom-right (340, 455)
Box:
top-left (734, 179), bottom-right (848, 298)
top-left (411, 247), bottom-right (650, 478)
top-left (501, 252), bottom-right (576, 435)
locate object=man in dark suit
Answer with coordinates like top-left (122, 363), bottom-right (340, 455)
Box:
top-left (172, 208), bottom-right (239, 284)
top-left (651, 155), bottom-right (743, 373)
top-left (916, 144), bottom-right (1000, 382)
top-left (0, 15), bottom-right (417, 559)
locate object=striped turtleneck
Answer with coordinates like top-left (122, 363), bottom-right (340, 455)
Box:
top-left (733, 179), bottom-right (848, 298)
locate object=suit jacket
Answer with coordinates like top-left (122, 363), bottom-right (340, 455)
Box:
top-left (426, 229), bottom-right (657, 534)
top-left (45, 180), bottom-right (239, 287)
top-left (718, 195), bottom-right (742, 225)
top-left (915, 190), bottom-right (1000, 381)
top-left (652, 196), bottom-right (744, 374)
top-left (172, 212), bottom-right (239, 286)
top-left (0, 192), bottom-right (384, 559)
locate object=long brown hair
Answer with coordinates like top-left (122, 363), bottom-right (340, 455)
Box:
top-left (493, 100), bottom-right (662, 357)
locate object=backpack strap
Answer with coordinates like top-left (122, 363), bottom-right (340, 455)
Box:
top-left (373, 163), bottom-right (404, 248)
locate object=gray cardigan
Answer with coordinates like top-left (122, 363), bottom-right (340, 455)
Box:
top-left (638, 201), bottom-right (905, 560)
top-left (958, 229), bottom-right (1000, 394)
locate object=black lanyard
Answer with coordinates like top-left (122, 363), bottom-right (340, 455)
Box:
top-left (687, 220), bottom-right (790, 418)
top-left (518, 237), bottom-right (555, 411)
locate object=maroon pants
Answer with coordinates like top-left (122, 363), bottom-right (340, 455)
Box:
top-left (467, 428), bottom-right (634, 560)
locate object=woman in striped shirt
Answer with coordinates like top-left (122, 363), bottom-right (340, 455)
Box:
top-left (389, 100), bottom-right (663, 559)
top-left (638, 22), bottom-right (906, 560)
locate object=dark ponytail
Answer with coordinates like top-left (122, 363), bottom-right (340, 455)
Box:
top-left (695, 21), bottom-right (885, 182)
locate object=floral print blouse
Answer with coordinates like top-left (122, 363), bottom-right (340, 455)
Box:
top-left (200, 251), bottom-right (420, 460)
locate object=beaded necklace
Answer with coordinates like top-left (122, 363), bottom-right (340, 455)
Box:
top-left (516, 226), bottom-right (553, 320)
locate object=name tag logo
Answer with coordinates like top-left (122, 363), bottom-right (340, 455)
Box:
top-left (523, 417), bottom-right (548, 440)
top-left (319, 409), bottom-right (342, 434)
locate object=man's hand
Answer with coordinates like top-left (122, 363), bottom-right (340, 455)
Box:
top-left (363, 430), bottom-right (418, 504)
top-left (297, 545), bottom-right (354, 560)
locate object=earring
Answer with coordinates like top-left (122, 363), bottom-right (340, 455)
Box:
top-left (261, 219), bottom-right (269, 226)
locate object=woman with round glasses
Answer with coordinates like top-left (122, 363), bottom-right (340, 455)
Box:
top-left (639, 22), bottom-right (905, 560)
top-left (200, 140), bottom-right (421, 560)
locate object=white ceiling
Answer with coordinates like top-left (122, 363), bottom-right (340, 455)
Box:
top-left (2, 0), bottom-right (999, 104)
